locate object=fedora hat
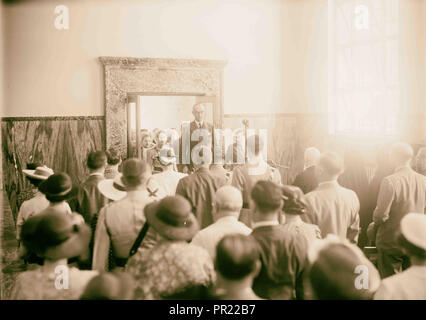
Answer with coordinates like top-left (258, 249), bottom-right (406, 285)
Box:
top-left (97, 174), bottom-right (127, 201)
top-left (23, 165), bottom-right (54, 180)
top-left (145, 195), bottom-right (199, 241)
top-left (21, 206), bottom-right (91, 260)
top-left (80, 272), bottom-right (135, 300)
top-left (39, 172), bottom-right (78, 202)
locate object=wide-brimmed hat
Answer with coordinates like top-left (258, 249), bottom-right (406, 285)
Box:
top-left (20, 206), bottom-right (91, 260)
top-left (399, 213), bottom-right (426, 251)
top-left (281, 185), bottom-right (308, 215)
top-left (157, 146), bottom-right (177, 166)
top-left (97, 174), bottom-right (127, 201)
top-left (22, 165), bottom-right (54, 180)
top-left (145, 195), bottom-right (199, 241)
top-left (308, 235), bottom-right (380, 300)
top-left (38, 172), bottom-right (78, 202)
top-left (80, 271), bottom-right (135, 300)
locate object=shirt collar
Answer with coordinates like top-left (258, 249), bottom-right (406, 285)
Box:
top-left (318, 180), bottom-right (339, 188)
top-left (195, 120), bottom-right (204, 128)
top-left (252, 220), bottom-right (279, 230)
top-left (89, 172), bottom-right (104, 177)
top-left (394, 165), bottom-right (412, 173)
top-left (215, 216), bottom-right (238, 223)
top-left (196, 167), bottom-right (210, 174)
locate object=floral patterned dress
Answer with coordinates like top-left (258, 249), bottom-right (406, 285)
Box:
top-left (125, 241), bottom-right (215, 300)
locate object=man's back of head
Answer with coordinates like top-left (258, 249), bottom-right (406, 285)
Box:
top-left (390, 142), bottom-right (414, 167)
top-left (214, 186), bottom-right (243, 219)
top-left (215, 234), bottom-right (260, 281)
top-left (250, 180), bottom-right (282, 217)
top-left (122, 158), bottom-right (151, 190)
top-left (316, 152), bottom-right (344, 182)
top-left (87, 151), bottom-right (107, 172)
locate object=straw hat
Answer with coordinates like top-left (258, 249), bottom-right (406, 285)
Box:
top-left (97, 174), bottom-right (127, 201)
top-left (22, 165), bottom-right (54, 180)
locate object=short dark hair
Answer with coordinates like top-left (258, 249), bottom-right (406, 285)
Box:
top-left (215, 234), bottom-right (260, 280)
top-left (87, 151), bottom-right (107, 170)
top-left (251, 180), bottom-right (282, 213)
top-left (106, 149), bottom-right (121, 165)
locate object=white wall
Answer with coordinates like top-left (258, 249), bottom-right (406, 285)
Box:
top-left (3, 0), bottom-right (286, 117)
top-left (3, 0), bottom-right (424, 118)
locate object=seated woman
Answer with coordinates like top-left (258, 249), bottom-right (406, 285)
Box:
top-left (10, 206), bottom-right (98, 300)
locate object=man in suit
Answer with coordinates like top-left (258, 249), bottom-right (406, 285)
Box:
top-left (176, 146), bottom-right (226, 229)
top-left (369, 142), bottom-right (426, 278)
top-left (181, 103), bottom-right (214, 172)
top-left (302, 152), bottom-right (360, 243)
top-left (250, 180), bottom-right (309, 300)
top-left (293, 147), bottom-right (320, 194)
top-left (75, 151), bottom-right (108, 225)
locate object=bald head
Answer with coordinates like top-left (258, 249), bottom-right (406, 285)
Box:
top-left (304, 147), bottom-right (321, 169)
top-left (215, 186), bottom-right (243, 218)
top-left (390, 142), bottom-right (413, 167)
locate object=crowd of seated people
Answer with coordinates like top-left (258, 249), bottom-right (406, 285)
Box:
top-left (8, 135), bottom-right (426, 300)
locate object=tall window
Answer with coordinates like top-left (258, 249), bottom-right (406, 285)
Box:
top-left (328, 0), bottom-right (400, 137)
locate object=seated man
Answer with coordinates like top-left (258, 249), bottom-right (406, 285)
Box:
top-left (191, 186), bottom-right (251, 259)
top-left (213, 234), bottom-right (262, 300)
top-left (250, 180), bottom-right (309, 300)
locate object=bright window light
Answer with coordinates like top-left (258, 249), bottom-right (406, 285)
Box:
top-left (328, 0), bottom-right (400, 137)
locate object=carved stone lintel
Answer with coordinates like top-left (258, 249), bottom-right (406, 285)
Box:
top-left (101, 57), bottom-right (226, 157)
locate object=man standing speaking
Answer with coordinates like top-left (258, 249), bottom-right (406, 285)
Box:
top-left (181, 103), bottom-right (214, 172)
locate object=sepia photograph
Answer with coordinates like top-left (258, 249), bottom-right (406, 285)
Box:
top-left (0, 0), bottom-right (425, 311)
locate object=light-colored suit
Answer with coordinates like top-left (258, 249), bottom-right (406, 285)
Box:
top-left (373, 166), bottom-right (426, 278)
top-left (302, 180), bottom-right (360, 243)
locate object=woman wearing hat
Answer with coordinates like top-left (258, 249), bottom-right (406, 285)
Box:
top-left (17, 164), bottom-right (54, 246)
top-left (281, 185), bottom-right (322, 247)
top-left (10, 206), bottom-right (98, 300)
top-left (125, 195), bottom-right (215, 300)
top-left (38, 172), bottom-right (84, 225)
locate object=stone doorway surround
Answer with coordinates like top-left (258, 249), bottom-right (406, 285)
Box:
top-left (99, 57), bottom-right (227, 157)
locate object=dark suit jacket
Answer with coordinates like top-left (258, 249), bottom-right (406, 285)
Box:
top-left (75, 174), bottom-right (108, 224)
top-left (293, 166), bottom-right (318, 194)
top-left (181, 121), bottom-right (213, 167)
top-left (251, 225), bottom-right (308, 300)
top-left (175, 167), bottom-right (225, 228)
